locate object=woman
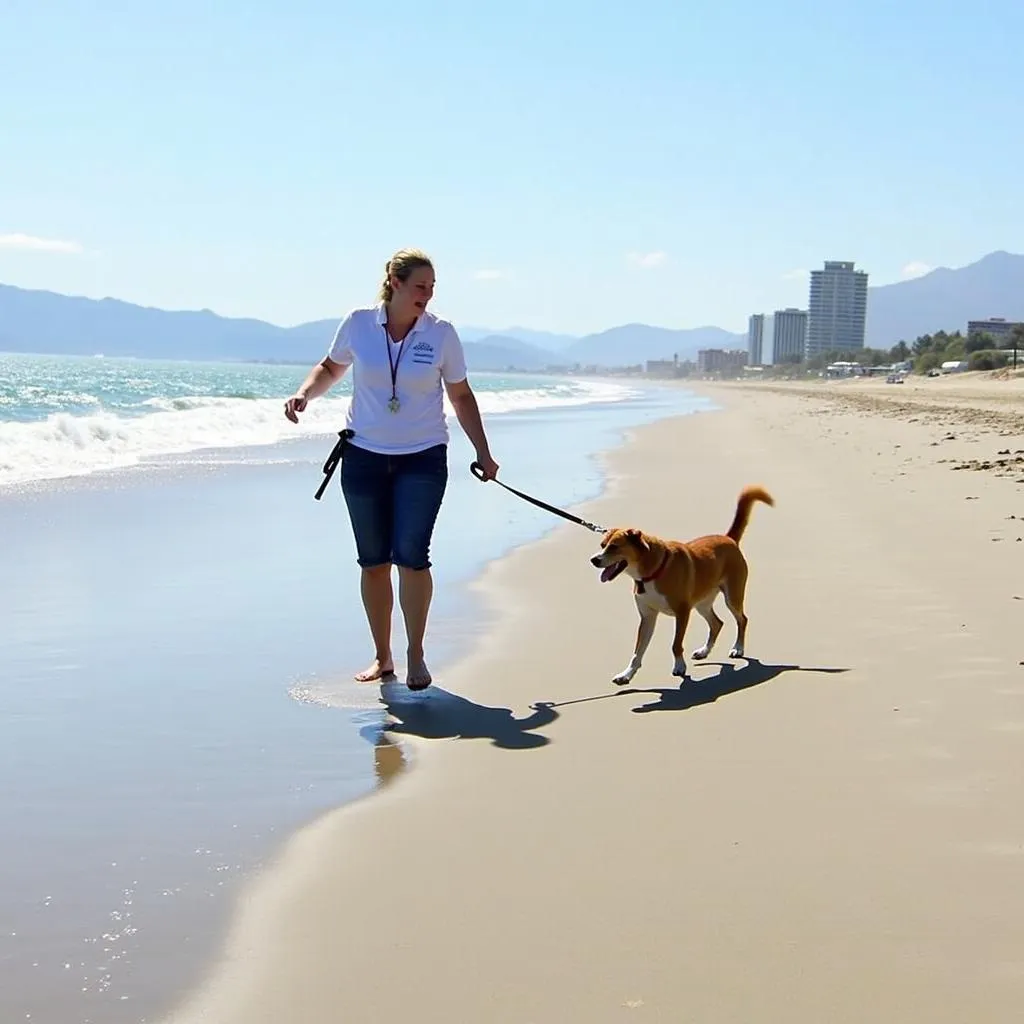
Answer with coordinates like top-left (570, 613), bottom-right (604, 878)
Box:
top-left (284, 248), bottom-right (499, 691)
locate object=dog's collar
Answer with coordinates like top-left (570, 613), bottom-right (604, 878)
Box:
top-left (635, 550), bottom-right (669, 594)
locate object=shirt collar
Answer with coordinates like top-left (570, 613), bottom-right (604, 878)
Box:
top-left (376, 302), bottom-right (430, 337)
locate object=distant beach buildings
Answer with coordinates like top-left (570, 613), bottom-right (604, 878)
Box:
top-left (747, 259), bottom-right (869, 366)
top-left (644, 349), bottom-right (748, 378)
top-left (643, 258), bottom-right (1019, 381)
top-left (746, 314), bottom-right (764, 365)
top-left (807, 261), bottom-right (869, 357)
top-left (696, 348), bottom-right (747, 374)
top-left (747, 308), bottom-right (808, 365)
top-left (966, 317), bottom-right (1023, 342)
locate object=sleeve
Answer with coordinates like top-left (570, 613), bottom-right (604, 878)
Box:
top-left (326, 313), bottom-right (354, 365)
top-left (440, 322), bottom-right (468, 384)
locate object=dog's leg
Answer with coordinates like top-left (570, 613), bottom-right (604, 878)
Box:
top-left (612, 604), bottom-right (658, 685)
top-left (671, 605), bottom-right (692, 679)
top-left (691, 597), bottom-right (724, 660)
top-left (723, 560), bottom-right (749, 659)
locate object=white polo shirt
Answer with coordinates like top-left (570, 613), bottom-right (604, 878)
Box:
top-left (326, 303), bottom-right (468, 455)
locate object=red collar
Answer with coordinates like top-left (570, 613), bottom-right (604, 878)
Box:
top-left (641, 550), bottom-right (669, 582)
top-left (635, 550), bottom-right (669, 593)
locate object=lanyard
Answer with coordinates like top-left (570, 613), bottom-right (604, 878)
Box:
top-left (383, 322), bottom-right (409, 412)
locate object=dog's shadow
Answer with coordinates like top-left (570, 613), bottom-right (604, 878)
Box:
top-left (620, 658), bottom-right (848, 713)
top-left (378, 682), bottom-right (558, 750)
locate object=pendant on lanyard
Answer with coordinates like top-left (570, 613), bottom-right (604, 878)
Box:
top-left (384, 323), bottom-right (408, 414)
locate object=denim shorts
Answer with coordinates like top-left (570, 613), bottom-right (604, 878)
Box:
top-left (339, 442), bottom-right (448, 570)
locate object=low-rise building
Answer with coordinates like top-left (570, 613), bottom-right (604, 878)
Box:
top-left (697, 348), bottom-right (748, 374)
top-left (967, 317), bottom-right (1023, 342)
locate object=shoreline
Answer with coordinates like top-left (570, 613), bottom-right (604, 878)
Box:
top-left (162, 378), bottom-right (1024, 1023)
top-left (300, 405), bottom-right (716, 821)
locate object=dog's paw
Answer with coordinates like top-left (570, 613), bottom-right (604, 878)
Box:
top-left (612, 670), bottom-right (636, 686)
top-left (671, 659), bottom-right (688, 679)
top-left (728, 646), bottom-right (745, 659)
top-left (691, 645), bottom-right (710, 661)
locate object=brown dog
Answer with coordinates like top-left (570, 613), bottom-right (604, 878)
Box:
top-left (590, 486), bottom-right (774, 684)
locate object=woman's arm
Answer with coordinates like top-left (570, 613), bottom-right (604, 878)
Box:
top-left (284, 356), bottom-right (348, 422)
top-left (445, 377), bottom-right (499, 479)
top-left (298, 356), bottom-right (347, 401)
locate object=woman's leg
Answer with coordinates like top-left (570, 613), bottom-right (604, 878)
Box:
top-left (340, 445), bottom-right (396, 680)
top-left (357, 565), bottom-right (394, 681)
top-left (391, 445), bottom-right (448, 690)
top-left (397, 567), bottom-right (433, 686)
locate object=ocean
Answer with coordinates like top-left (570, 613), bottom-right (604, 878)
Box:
top-left (0, 352), bottom-right (636, 488)
top-left (0, 351), bottom-right (713, 1023)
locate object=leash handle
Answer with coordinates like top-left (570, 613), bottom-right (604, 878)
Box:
top-left (469, 461), bottom-right (606, 535)
top-left (314, 429), bottom-right (354, 501)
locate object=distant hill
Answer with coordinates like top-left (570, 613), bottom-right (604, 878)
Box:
top-left (563, 323), bottom-right (746, 365)
top-left (866, 250), bottom-right (1024, 347)
top-left (464, 334), bottom-right (567, 372)
top-left (0, 283), bottom-right (300, 362)
top-left (492, 327), bottom-right (579, 352)
top-left (460, 325), bottom-right (578, 351)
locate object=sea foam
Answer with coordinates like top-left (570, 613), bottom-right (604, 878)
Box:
top-left (0, 379), bottom-right (635, 487)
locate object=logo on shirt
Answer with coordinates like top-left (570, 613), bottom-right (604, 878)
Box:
top-left (411, 339), bottom-right (435, 364)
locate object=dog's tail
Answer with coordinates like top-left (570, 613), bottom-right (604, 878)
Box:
top-left (727, 485), bottom-right (774, 544)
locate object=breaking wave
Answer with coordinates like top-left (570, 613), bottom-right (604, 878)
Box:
top-left (0, 379), bottom-right (636, 487)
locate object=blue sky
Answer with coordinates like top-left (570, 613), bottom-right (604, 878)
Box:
top-left (2, 0), bottom-right (1022, 335)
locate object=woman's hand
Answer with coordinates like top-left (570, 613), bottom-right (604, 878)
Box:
top-left (284, 358), bottom-right (348, 423)
top-left (283, 393), bottom-right (308, 423)
top-left (474, 452), bottom-right (499, 481)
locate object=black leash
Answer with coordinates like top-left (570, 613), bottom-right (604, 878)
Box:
top-left (470, 461), bottom-right (607, 534)
top-left (314, 436), bottom-right (605, 536)
top-left (314, 429), bottom-right (354, 500)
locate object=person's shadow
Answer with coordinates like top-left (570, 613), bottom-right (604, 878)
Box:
top-left (378, 682), bottom-right (559, 750)
top-left (620, 657), bottom-right (848, 713)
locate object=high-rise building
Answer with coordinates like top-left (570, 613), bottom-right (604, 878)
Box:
top-left (806, 260), bottom-right (868, 357)
top-left (767, 307), bottom-right (808, 363)
top-left (747, 314), bottom-right (764, 365)
top-left (747, 308), bottom-right (808, 365)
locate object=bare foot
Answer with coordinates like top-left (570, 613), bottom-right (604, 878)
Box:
top-left (406, 657), bottom-right (432, 691)
top-left (354, 657), bottom-right (394, 683)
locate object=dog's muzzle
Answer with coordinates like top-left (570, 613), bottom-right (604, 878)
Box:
top-left (591, 553), bottom-right (626, 583)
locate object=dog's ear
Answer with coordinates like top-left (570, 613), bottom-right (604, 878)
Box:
top-left (625, 528), bottom-right (649, 553)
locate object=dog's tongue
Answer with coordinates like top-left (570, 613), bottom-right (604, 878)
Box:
top-left (600, 562), bottom-right (624, 583)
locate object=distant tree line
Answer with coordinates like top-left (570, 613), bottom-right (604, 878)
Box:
top-left (900, 325), bottom-right (1024, 373)
top-left (752, 323), bottom-right (1024, 378)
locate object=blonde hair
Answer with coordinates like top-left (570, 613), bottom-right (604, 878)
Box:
top-left (378, 248), bottom-right (434, 303)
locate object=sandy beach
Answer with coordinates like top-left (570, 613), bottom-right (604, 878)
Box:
top-left (162, 373), bottom-right (1024, 1023)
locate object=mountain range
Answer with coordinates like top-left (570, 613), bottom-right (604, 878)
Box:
top-left (1, 250), bottom-right (1022, 370)
top-left (864, 250), bottom-right (1024, 347)
top-left (0, 284), bottom-right (745, 371)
